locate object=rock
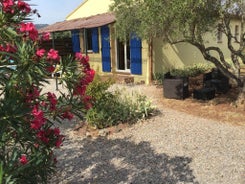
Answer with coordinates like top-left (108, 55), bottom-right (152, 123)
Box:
top-left (98, 129), bottom-right (109, 137)
top-left (85, 132), bottom-right (92, 138)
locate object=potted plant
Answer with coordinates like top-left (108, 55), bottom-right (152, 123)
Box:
top-left (163, 69), bottom-right (189, 100)
top-left (163, 64), bottom-right (213, 99)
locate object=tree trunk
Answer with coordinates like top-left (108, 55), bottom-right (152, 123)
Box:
top-left (236, 78), bottom-right (245, 109)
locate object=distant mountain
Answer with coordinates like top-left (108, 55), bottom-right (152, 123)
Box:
top-left (35, 24), bottom-right (49, 30)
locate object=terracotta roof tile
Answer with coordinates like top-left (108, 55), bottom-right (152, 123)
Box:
top-left (38, 12), bottom-right (115, 33)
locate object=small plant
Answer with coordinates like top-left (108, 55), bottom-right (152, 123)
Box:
top-left (85, 77), bottom-right (155, 129)
top-left (153, 72), bottom-right (164, 85)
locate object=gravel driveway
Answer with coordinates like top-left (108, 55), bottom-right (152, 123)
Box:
top-left (47, 80), bottom-right (245, 184)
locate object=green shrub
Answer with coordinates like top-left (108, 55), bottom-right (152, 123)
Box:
top-left (85, 77), bottom-right (155, 129)
top-left (170, 63), bottom-right (213, 77)
top-left (86, 74), bottom-right (115, 102)
top-left (153, 73), bottom-right (164, 85)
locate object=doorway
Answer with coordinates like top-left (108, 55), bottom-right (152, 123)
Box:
top-left (116, 39), bottom-right (130, 72)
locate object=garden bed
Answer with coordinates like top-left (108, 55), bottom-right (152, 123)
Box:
top-left (69, 84), bottom-right (244, 139)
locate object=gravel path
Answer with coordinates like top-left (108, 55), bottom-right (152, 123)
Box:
top-left (47, 80), bottom-right (245, 184)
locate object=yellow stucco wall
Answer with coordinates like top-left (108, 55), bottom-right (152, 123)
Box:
top-left (153, 19), bottom-right (242, 75)
top-left (153, 40), bottom-right (206, 74)
top-left (66, 0), bottom-right (113, 20)
top-left (205, 19), bottom-right (241, 64)
top-left (141, 41), bottom-right (150, 84)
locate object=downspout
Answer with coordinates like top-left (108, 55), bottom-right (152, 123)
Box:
top-left (84, 28), bottom-right (88, 56)
top-left (148, 37), bottom-right (153, 84)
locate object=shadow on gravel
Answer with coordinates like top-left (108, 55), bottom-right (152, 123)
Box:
top-left (51, 137), bottom-right (199, 184)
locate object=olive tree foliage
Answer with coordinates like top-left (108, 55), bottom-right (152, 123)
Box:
top-left (110, 0), bottom-right (245, 89)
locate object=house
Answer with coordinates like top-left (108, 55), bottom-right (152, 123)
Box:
top-left (39, 0), bottom-right (240, 84)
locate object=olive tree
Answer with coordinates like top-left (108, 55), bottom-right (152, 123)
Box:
top-left (111, 0), bottom-right (245, 102)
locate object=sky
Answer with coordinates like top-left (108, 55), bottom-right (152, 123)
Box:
top-left (30, 0), bottom-right (84, 24)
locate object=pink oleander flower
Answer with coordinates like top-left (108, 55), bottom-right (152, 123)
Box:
top-left (83, 55), bottom-right (90, 63)
top-left (80, 69), bottom-right (95, 86)
top-left (83, 95), bottom-right (93, 110)
top-left (75, 52), bottom-right (83, 60)
top-left (32, 105), bottom-right (44, 118)
top-left (0, 43), bottom-right (17, 53)
top-left (46, 65), bottom-right (55, 73)
top-left (36, 130), bottom-right (49, 144)
top-left (19, 154), bottom-right (28, 165)
top-left (41, 32), bottom-right (50, 41)
top-left (74, 85), bottom-right (86, 96)
top-left (17, 0), bottom-right (31, 14)
top-left (53, 128), bottom-right (60, 136)
top-left (47, 49), bottom-right (60, 61)
top-left (2, 0), bottom-right (15, 14)
top-left (85, 69), bottom-right (95, 83)
top-left (75, 52), bottom-right (90, 65)
top-left (20, 22), bottom-right (34, 32)
top-left (47, 92), bottom-right (57, 111)
top-left (19, 22), bottom-right (38, 41)
top-left (5, 43), bottom-right (17, 53)
top-left (26, 86), bottom-right (40, 103)
top-left (55, 135), bottom-right (64, 148)
top-left (61, 111), bottom-right (74, 120)
top-left (36, 49), bottom-right (46, 58)
top-left (31, 105), bottom-right (46, 130)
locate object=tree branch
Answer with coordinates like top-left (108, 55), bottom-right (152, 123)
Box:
top-left (190, 42), bottom-right (243, 86)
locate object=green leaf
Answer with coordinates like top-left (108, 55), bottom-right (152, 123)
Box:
top-left (0, 162), bottom-right (3, 184)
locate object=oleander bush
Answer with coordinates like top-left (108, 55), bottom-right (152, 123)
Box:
top-left (0, 1), bottom-right (94, 183)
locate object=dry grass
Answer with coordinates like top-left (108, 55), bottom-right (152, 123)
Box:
top-left (152, 85), bottom-right (245, 126)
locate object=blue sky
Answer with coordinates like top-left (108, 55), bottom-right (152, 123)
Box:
top-left (30, 0), bottom-right (84, 24)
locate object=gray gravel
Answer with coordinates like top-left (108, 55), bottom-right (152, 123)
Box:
top-left (46, 81), bottom-right (245, 184)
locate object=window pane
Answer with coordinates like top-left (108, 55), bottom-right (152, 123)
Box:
top-left (86, 29), bottom-right (93, 50)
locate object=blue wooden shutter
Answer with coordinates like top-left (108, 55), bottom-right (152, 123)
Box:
top-left (71, 30), bottom-right (80, 53)
top-left (130, 36), bottom-right (142, 75)
top-left (101, 25), bottom-right (111, 72)
top-left (92, 28), bottom-right (99, 53)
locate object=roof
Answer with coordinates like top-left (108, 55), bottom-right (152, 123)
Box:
top-left (38, 12), bottom-right (116, 33)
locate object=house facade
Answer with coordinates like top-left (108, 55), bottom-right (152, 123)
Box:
top-left (39, 0), bottom-right (240, 84)
top-left (65, 0), bottom-right (151, 83)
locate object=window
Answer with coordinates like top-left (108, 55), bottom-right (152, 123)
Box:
top-left (85, 28), bottom-right (99, 53)
top-left (86, 29), bottom-right (93, 51)
top-left (235, 25), bottom-right (239, 41)
top-left (116, 39), bottom-right (130, 72)
top-left (115, 35), bottom-right (142, 75)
